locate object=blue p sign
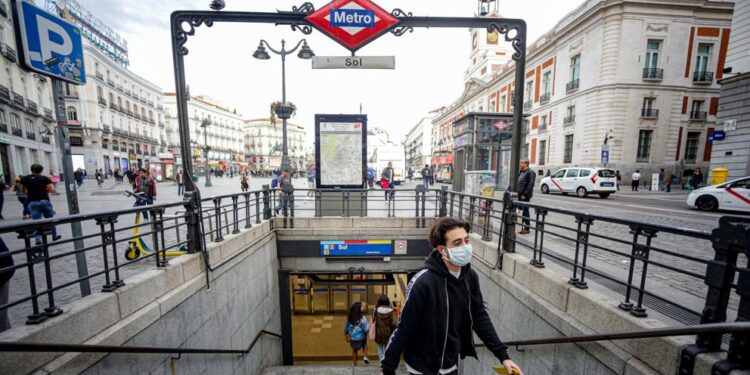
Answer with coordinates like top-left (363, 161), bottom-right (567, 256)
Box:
top-left (12, 0), bottom-right (86, 84)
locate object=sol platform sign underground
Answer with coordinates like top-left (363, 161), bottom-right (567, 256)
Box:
top-left (305, 0), bottom-right (399, 52)
top-left (320, 240), bottom-right (393, 256)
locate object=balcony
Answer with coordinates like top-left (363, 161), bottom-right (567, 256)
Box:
top-left (116, 84), bottom-right (123, 92)
top-left (539, 93), bottom-right (550, 104)
top-left (102, 125), bottom-right (111, 133)
top-left (95, 72), bottom-right (104, 80)
top-left (523, 100), bottom-right (533, 111)
top-left (127, 110), bottom-right (134, 117)
top-left (641, 108), bottom-right (659, 118)
top-left (0, 123), bottom-right (6, 132)
top-left (26, 132), bottom-right (35, 141)
top-left (148, 119), bottom-right (155, 125)
top-left (563, 115), bottom-right (575, 125)
top-left (1, 43), bottom-right (17, 63)
top-left (102, 143), bottom-right (108, 149)
top-left (642, 68), bottom-right (663, 81)
top-left (44, 108), bottom-right (54, 120)
top-left (0, 85), bottom-right (10, 103)
top-left (134, 113), bottom-right (141, 120)
top-left (25, 100), bottom-right (38, 115)
top-left (11, 128), bottom-right (23, 137)
top-left (64, 91), bottom-right (79, 99)
top-left (690, 111), bottom-right (708, 121)
top-left (107, 79), bottom-right (115, 87)
top-left (98, 97), bottom-right (107, 106)
top-left (11, 92), bottom-right (24, 108)
top-left (159, 122), bottom-right (165, 128)
top-left (693, 71), bottom-right (714, 84)
top-left (41, 136), bottom-right (50, 144)
top-left (566, 79), bottom-right (580, 93)
top-left (539, 122), bottom-right (548, 131)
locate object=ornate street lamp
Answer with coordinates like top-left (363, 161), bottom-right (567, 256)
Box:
top-left (253, 39), bottom-right (314, 172)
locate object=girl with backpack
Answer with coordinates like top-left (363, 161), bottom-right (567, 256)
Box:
top-left (344, 302), bottom-right (370, 366)
top-left (369, 295), bottom-right (397, 363)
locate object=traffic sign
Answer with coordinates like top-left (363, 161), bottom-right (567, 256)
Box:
top-left (712, 130), bottom-right (726, 141)
top-left (312, 56), bottom-right (395, 69)
top-left (12, 0), bottom-right (86, 84)
top-left (306, 0), bottom-right (399, 52)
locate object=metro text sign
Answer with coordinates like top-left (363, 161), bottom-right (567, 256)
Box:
top-left (306, 0), bottom-right (399, 52)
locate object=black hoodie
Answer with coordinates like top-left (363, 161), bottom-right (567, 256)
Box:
top-left (381, 251), bottom-right (510, 375)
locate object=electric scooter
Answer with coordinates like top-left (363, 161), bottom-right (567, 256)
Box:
top-left (123, 190), bottom-right (187, 260)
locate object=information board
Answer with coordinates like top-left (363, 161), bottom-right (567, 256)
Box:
top-left (315, 114), bottom-right (367, 188)
top-left (320, 240), bottom-right (392, 256)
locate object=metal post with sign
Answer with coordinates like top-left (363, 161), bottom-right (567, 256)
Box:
top-left (12, 0), bottom-right (90, 295)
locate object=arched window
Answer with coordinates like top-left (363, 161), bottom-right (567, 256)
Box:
top-left (67, 106), bottom-right (78, 121)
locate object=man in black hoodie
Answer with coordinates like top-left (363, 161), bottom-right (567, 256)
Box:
top-left (380, 218), bottom-right (523, 375)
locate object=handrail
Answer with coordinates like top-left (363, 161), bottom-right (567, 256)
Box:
top-left (475, 322), bottom-right (750, 348)
top-left (0, 329), bottom-right (282, 357)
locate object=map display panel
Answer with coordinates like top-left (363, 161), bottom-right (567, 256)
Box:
top-left (319, 121), bottom-right (364, 186)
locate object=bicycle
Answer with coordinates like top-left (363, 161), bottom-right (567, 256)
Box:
top-left (123, 190), bottom-right (187, 260)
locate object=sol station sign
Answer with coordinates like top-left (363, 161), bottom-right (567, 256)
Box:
top-left (306, 0), bottom-right (399, 52)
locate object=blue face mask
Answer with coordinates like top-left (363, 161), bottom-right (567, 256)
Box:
top-left (443, 244), bottom-right (473, 267)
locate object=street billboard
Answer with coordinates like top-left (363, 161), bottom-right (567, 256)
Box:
top-left (315, 114), bottom-right (368, 189)
top-left (12, 0), bottom-right (86, 84)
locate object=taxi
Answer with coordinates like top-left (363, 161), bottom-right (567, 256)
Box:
top-left (687, 176), bottom-right (750, 212)
top-left (539, 167), bottom-right (617, 199)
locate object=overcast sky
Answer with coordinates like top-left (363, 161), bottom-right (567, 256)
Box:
top-left (76, 0), bottom-right (584, 144)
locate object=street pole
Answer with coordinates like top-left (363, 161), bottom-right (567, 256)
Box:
top-left (203, 123), bottom-right (212, 187)
top-left (52, 78), bottom-right (90, 296)
top-left (280, 40), bottom-right (290, 172)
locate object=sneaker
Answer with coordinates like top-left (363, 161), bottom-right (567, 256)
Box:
top-left (52, 235), bottom-right (62, 241)
top-left (363, 356), bottom-right (370, 364)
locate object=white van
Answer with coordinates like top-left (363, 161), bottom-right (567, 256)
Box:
top-left (539, 168), bottom-right (617, 198)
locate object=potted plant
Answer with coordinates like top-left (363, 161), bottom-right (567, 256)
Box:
top-left (270, 101), bottom-right (296, 124)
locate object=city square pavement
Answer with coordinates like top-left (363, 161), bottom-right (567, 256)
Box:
top-left (0, 175), bottom-right (745, 329)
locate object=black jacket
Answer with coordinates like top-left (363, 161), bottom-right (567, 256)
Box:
top-left (381, 251), bottom-right (510, 375)
top-left (518, 169), bottom-right (535, 201)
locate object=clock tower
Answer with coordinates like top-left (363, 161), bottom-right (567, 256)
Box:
top-left (465, 0), bottom-right (511, 84)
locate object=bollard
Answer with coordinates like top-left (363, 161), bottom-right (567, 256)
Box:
top-left (262, 185), bottom-right (271, 220)
top-left (501, 191), bottom-right (516, 253)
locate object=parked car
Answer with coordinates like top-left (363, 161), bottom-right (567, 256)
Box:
top-left (413, 171), bottom-right (423, 180)
top-left (686, 176), bottom-right (750, 212)
top-left (539, 167), bottom-right (617, 198)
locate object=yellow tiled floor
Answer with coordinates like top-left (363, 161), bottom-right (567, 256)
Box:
top-left (293, 314), bottom-right (379, 362)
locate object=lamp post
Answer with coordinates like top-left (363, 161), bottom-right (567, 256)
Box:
top-left (200, 118), bottom-right (212, 187)
top-left (253, 39), bottom-right (315, 172)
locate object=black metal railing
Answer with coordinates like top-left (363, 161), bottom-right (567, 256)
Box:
top-left (0, 123), bottom-right (7, 132)
top-left (641, 108), bottom-right (659, 118)
top-left (523, 100), bottom-right (533, 111)
top-left (539, 93), bottom-right (550, 104)
top-left (563, 115), bottom-right (575, 124)
top-left (566, 79), bottom-right (579, 93)
top-left (690, 111), bottom-right (708, 121)
top-left (0, 84), bottom-right (10, 103)
top-left (693, 71), bottom-right (714, 84)
top-left (642, 68), bottom-right (663, 80)
top-left (11, 128), bottom-right (22, 137)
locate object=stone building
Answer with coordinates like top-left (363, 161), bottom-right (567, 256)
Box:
top-left (433, 0), bottom-right (734, 186)
top-left (404, 115), bottom-right (434, 173)
top-left (243, 118), bottom-right (308, 171)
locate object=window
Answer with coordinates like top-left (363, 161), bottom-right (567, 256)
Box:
top-left (538, 140), bottom-right (547, 165)
top-left (11, 113), bottom-right (22, 133)
top-left (570, 54), bottom-right (581, 81)
top-left (24, 119), bottom-right (34, 134)
top-left (564, 105), bottom-right (575, 124)
top-left (565, 169), bottom-right (579, 178)
top-left (644, 40), bottom-right (660, 69)
top-left (540, 115), bottom-right (548, 130)
top-left (695, 44), bottom-right (711, 73)
top-left (691, 100), bottom-right (706, 119)
top-left (66, 106), bottom-right (77, 121)
top-left (564, 134), bottom-right (574, 163)
top-left (636, 130), bottom-right (653, 162)
top-left (579, 169), bottom-right (591, 177)
top-left (691, 100), bottom-right (704, 113)
top-left (525, 80), bottom-right (534, 102)
top-left (553, 169), bottom-right (566, 178)
top-left (522, 142), bottom-right (529, 161)
top-left (500, 95), bottom-right (506, 111)
top-left (642, 97), bottom-right (655, 111)
top-left (0, 109), bottom-right (6, 132)
top-left (685, 132), bottom-right (700, 162)
top-left (542, 71), bottom-right (551, 95)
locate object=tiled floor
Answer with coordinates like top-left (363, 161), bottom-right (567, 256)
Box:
top-left (293, 314), bottom-right (378, 363)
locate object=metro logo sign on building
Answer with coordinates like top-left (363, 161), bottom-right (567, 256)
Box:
top-left (306, 0), bottom-right (399, 52)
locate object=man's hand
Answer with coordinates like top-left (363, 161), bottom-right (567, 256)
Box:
top-left (503, 359), bottom-right (524, 375)
top-left (520, 195), bottom-right (526, 201)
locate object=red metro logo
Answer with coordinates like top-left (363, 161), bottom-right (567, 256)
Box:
top-left (306, 0), bottom-right (400, 52)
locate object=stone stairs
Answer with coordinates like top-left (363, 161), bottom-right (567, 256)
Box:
top-left (262, 365), bottom-right (409, 375)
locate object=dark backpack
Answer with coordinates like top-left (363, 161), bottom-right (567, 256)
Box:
top-left (374, 311), bottom-right (395, 344)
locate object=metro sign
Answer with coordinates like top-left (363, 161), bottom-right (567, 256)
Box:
top-left (306, 0), bottom-right (399, 52)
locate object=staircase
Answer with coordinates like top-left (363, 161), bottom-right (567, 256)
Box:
top-left (262, 365), bottom-right (409, 375)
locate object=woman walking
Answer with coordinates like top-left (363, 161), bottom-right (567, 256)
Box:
top-left (344, 302), bottom-right (370, 366)
top-left (13, 177), bottom-right (30, 219)
top-left (369, 295), bottom-right (397, 363)
top-left (240, 171), bottom-right (249, 192)
top-left (95, 169), bottom-right (104, 188)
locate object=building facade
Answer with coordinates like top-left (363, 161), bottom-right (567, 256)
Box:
top-left (0, 0), bottom-right (59, 184)
top-left (433, 0), bottom-right (734, 186)
top-left (243, 118), bottom-right (307, 171)
top-left (164, 94), bottom-right (245, 177)
top-left (404, 115), bottom-right (434, 173)
top-left (709, 0), bottom-right (750, 181)
top-left (49, 0), bottom-right (165, 178)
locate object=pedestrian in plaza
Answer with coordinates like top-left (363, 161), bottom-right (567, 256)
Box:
top-left (664, 170), bottom-right (673, 193)
top-left (421, 164), bottom-right (432, 190)
top-left (0, 177), bottom-right (5, 220)
top-left (13, 176), bottom-right (30, 220)
top-left (306, 166), bottom-right (315, 198)
top-left (658, 169), bottom-right (665, 192)
top-left (381, 162), bottom-right (395, 201)
top-left (369, 295), bottom-right (396, 363)
top-left (545, 169), bottom-right (551, 177)
top-left (367, 166), bottom-right (375, 188)
top-left (517, 160), bottom-right (535, 235)
top-left (274, 169), bottom-right (293, 216)
top-left (345, 301), bottom-right (370, 366)
top-left (690, 168), bottom-right (704, 190)
top-left (22, 164), bottom-right (62, 245)
top-left (73, 168), bottom-right (84, 189)
top-left (631, 170), bottom-right (641, 191)
top-left (615, 170), bottom-right (622, 191)
top-left (379, 217), bottom-right (523, 375)
top-left (240, 171), bottom-right (249, 192)
top-left (176, 170), bottom-right (185, 196)
top-left (95, 169), bottom-right (104, 188)
top-left (133, 168), bottom-right (156, 220)
top-left (0, 237), bottom-right (14, 332)
top-left (49, 171), bottom-right (61, 193)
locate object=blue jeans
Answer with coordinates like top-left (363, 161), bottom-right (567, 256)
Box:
top-left (18, 197), bottom-right (30, 217)
top-left (177, 184), bottom-right (184, 196)
top-left (28, 200), bottom-right (57, 242)
top-left (422, 178), bottom-right (430, 189)
top-left (134, 196), bottom-right (154, 219)
top-left (521, 205), bottom-right (530, 230)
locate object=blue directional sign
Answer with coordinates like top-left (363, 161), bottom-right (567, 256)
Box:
top-left (320, 240), bottom-right (392, 256)
top-left (12, 0), bottom-right (86, 84)
top-left (601, 150), bottom-right (610, 164)
top-left (712, 131), bottom-right (726, 141)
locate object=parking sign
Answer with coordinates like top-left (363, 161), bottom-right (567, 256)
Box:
top-left (12, 0), bottom-right (86, 84)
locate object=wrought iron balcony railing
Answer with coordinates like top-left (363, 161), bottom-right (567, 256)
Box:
top-left (566, 79), bottom-right (580, 93)
top-left (692, 71), bottom-right (714, 84)
top-left (539, 93), bottom-right (550, 104)
top-left (563, 115), bottom-right (575, 125)
top-left (641, 108), bottom-right (659, 118)
top-left (642, 68), bottom-right (663, 81)
top-left (690, 111), bottom-right (708, 121)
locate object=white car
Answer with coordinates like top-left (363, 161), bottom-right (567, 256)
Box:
top-left (687, 176), bottom-right (750, 212)
top-left (539, 167), bottom-right (617, 198)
